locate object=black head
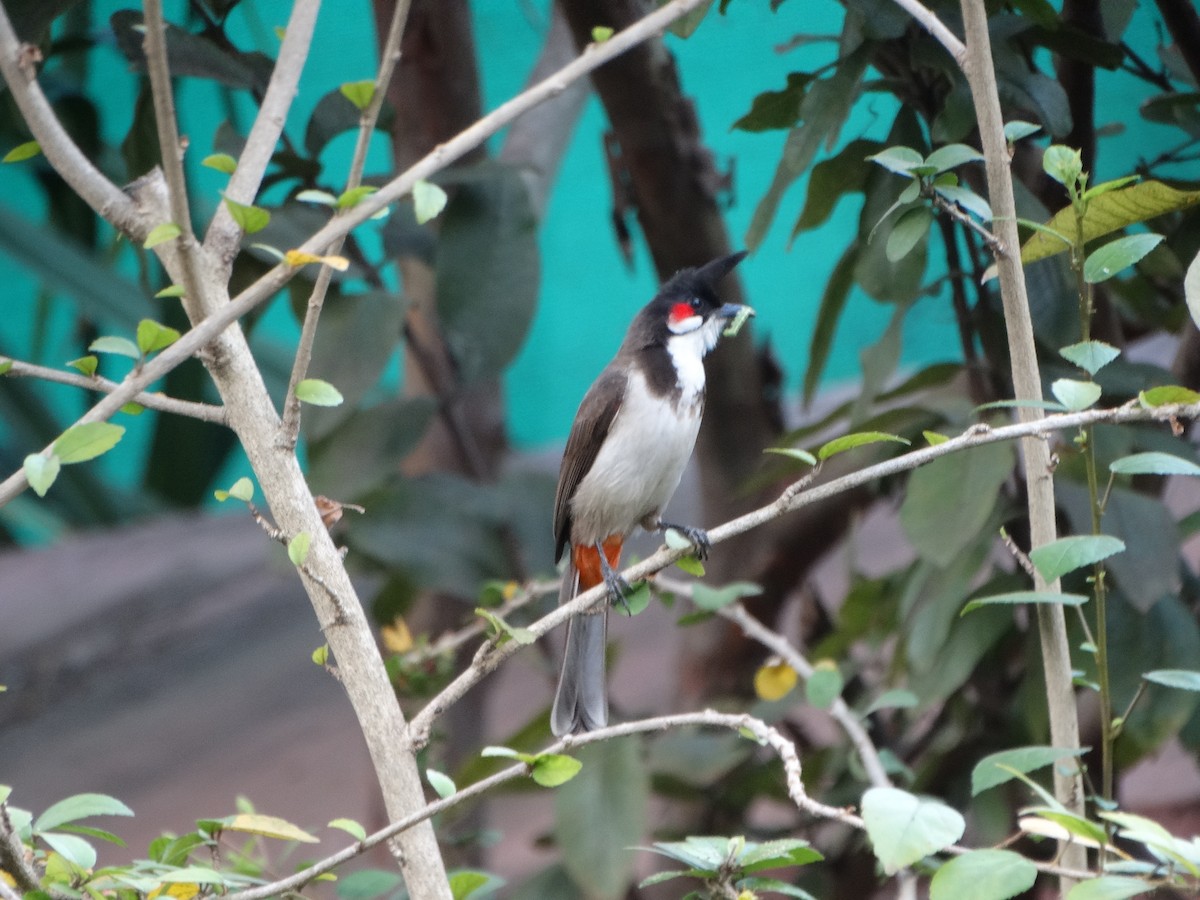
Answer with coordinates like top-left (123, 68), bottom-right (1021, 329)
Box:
top-left (623, 251), bottom-right (749, 351)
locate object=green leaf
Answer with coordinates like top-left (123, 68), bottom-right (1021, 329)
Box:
top-left (449, 871), bottom-right (497, 900)
top-left (202, 152), bottom-right (237, 174)
top-left (924, 143), bottom-right (983, 173)
top-left (1059, 340), bottom-right (1120, 376)
top-left (1021, 180), bottom-right (1200, 267)
top-left (41, 832), bottom-right (97, 869)
top-left (223, 196), bottom-right (270, 234)
top-left (590, 25), bottom-right (614, 43)
top-left (155, 284), bottom-right (186, 298)
top-left (339, 79), bottom-right (376, 111)
top-left (805, 661), bottom-right (843, 709)
top-left (35, 793), bottom-right (134, 831)
top-left (862, 787), bottom-right (965, 875)
top-left (328, 817), bottom-right (366, 841)
top-left (732, 72), bottom-right (811, 132)
top-left (214, 476), bottom-right (254, 503)
top-left (1051, 378), bottom-right (1102, 410)
top-left (923, 431), bottom-right (948, 446)
top-left (295, 189), bottom-right (338, 207)
top-left (68, 356), bottom-right (98, 377)
top-left (24, 453), bottom-right (60, 497)
top-left (691, 581), bottom-right (762, 611)
top-left (886, 205), bottom-right (934, 262)
top-left (1139, 385), bottom-right (1200, 407)
top-left (764, 447), bottom-right (817, 466)
top-left (53, 422), bottom-right (125, 464)
top-left (971, 746), bottom-right (1088, 796)
top-left (3, 140), bottom-right (41, 162)
top-left (311, 643), bottom-right (329, 665)
top-left (817, 431), bottom-right (909, 460)
top-left (1042, 144), bottom-right (1083, 186)
top-left (663, 528), bottom-right (695, 551)
top-left (435, 166), bottom-right (538, 384)
top-left (336, 185), bottom-right (378, 210)
top-left (622, 581), bottom-right (652, 617)
top-left (864, 689), bottom-right (919, 716)
top-left (475, 609), bottom-right (535, 645)
top-left (962, 591), bottom-right (1088, 615)
top-left (480, 745), bottom-right (522, 760)
top-left (136, 319), bottom-right (181, 354)
top-left (89, 335), bottom-right (140, 359)
top-left (900, 441), bottom-right (1012, 568)
top-left (295, 378), bottom-right (344, 407)
top-left (1083, 175), bottom-right (1140, 202)
top-left (934, 183), bottom-right (993, 221)
top-left (530, 754), bottom-right (583, 787)
top-left (1065, 876), bottom-right (1153, 900)
top-left (674, 555), bottom-right (705, 577)
top-left (1003, 121), bottom-right (1040, 142)
top-left (0, 358), bottom-right (11, 375)
top-left (867, 145), bottom-right (925, 175)
top-left (1110, 452), bottom-right (1200, 477)
top-left (1028, 534), bottom-right (1125, 582)
top-left (426, 768), bottom-right (457, 798)
top-left (143, 222), bottom-right (181, 249)
top-left (1083, 233), bottom-right (1164, 283)
top-left (555, 738), bottom-right (647, 899)
top-left (288, 531), bottom-right (311, 566)
top-left (930, 849), bottom-right (1037, 900)
top-left (1143, 669), bottom-right (1200, 691)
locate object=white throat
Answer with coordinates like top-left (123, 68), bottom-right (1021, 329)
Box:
top-left (666, 319), bottom-right (721, 402)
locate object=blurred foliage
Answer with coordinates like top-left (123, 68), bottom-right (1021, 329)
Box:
top-left (5, 0), bottom-right (1200, 898)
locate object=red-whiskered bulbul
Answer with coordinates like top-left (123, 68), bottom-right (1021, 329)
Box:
top-left (551, 251), bottom-right (751, 736)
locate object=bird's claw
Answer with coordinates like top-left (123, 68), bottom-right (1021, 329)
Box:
top-left (661, 521), bottom-right (711, 560)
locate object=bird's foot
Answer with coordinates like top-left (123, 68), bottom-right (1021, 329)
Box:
top-left (595, 540), bottom-right (633, 614)
top-left (659, 521), bottom-right (711, 560)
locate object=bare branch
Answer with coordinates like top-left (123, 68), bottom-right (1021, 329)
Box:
top-left (888, 0), bottom-right (966, 66)
top-left (0, 0), bottom-right (714, 508)
top-left (203, 0), bottom-right (323, 263)
top-left (280, 0), bottom-right (414, 444)
top-left (2, 358), bottom-right (227, 424)
top-left (715, 601), bottom-right (893, 790)
top-left (0, 6), bottom-right (147, 237)
top-left (0, 803), bottom-right (40, 897)
top-left (406, 400), bottom-right (1199, 744)
top-left (142, 0), bottom-right (211, 321)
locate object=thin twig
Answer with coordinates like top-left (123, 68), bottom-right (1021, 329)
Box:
top-left (0, 803), bottom-right (40, 896)
top-left (203, 0), bottom-right (323, 264)
top-left (224, 710), bottom-right (850, 900)
top-left (715, 601), bottom-right (893, 789)
top-left (404, 399), bottom-right (1200, 744)
top-left (0, 0), bottom-right (712, 508)
top-left (929, 189), bottom-right (1003, 256)
top-left (399, 579), bottom-right (560, 667)
top-left (279, 0), bottom-right (413, 445)
top-left (142, 0), bottom-right (208, 320)
top-left (2, 358), bottom-right (227, 424)
top-left (889, 0), bottom-right (967, 66)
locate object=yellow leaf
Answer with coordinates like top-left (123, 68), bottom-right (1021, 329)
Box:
top-left (381, 617), bottom-right (412, 653)
top-left (149, 884), bottom-right (201, 899)
top-left (225, 813), bottom-right (319, 843)
top-left (754, 660), bottom-right (798, 701)
top-left (284, 249), bottom-right (350, 271)
top-left (502, 581), bottom-right (519, 601)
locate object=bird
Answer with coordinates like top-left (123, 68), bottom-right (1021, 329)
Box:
top-left (550, 250), bottom-right (751, 736)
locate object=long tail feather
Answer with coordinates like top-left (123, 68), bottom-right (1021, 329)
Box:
top-left (551, 561), bottom-right (608, 735)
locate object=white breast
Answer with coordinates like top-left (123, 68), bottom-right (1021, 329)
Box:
top-left (569, 367), bottom-right (703, 544)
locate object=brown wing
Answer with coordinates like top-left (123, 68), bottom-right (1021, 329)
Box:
top-left (553, 367), bottom-right (627, 562)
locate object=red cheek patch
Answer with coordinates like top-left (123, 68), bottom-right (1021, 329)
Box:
top-left (670, 302), bottom-right (694, 324)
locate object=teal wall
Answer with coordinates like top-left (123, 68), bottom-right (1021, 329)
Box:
top-left (0, 1), bottom-right (1182, 479)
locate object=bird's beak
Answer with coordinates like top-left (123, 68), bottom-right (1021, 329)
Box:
top-left (718, 302), bottom-right (753, 320)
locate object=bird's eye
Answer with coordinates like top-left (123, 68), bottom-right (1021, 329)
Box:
top-left (689, 297), bottom-right (702, 309)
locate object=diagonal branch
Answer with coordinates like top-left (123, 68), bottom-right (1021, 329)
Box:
top-left (405, 399), bottom-right (1200, 744)
top-left (2, 358), bottom-right (227, 424)
top-left (0, 0), bottom-right (714, 508)
top-left (203, 0), bottom-right (323, 264)
top-left (279, 0), bottom-right (413, 444)
top-left (0, 6), bottom-right (146, 237)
